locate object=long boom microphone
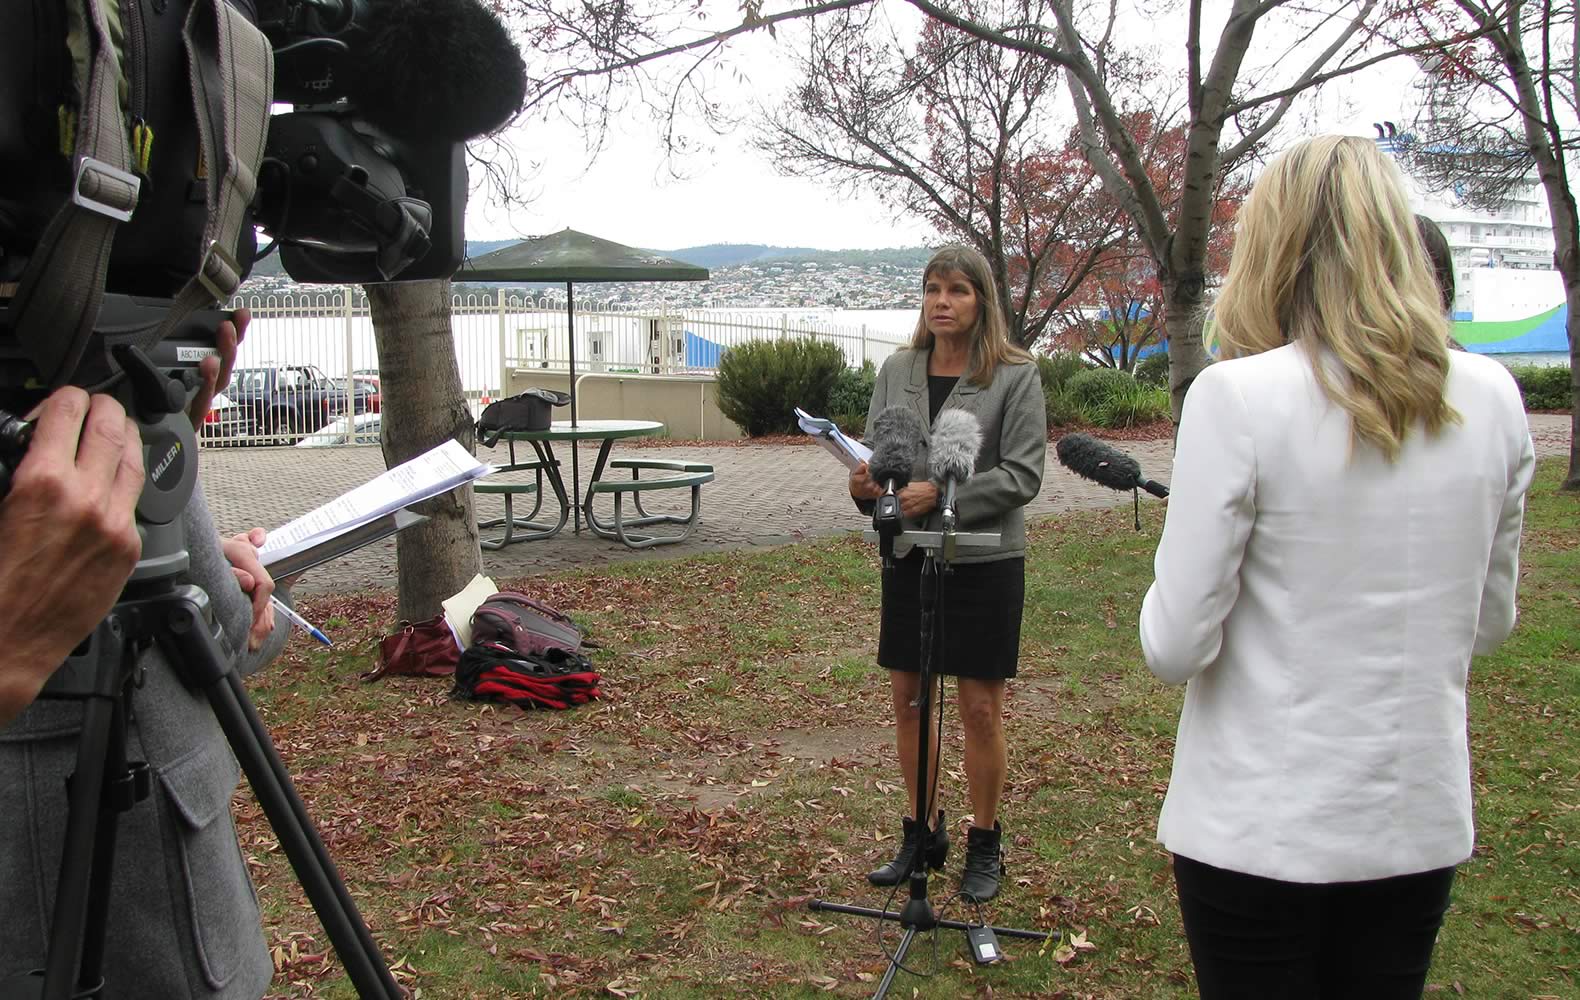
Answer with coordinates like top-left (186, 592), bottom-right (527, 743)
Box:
top-left (263, 0), bottom-right (528, 143)
top-left (1055, 433), bottom-right (1169, 498)
top-left (867, 406), bottom-right (923, 565)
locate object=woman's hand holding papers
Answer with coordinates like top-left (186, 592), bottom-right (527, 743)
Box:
top-left (222, 526), bottom-right (277, 651)
top-left (848, 461), bottom-right (885, 501)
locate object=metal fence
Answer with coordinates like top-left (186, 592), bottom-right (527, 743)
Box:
top-left (205, 288), bottom-right (911, 447)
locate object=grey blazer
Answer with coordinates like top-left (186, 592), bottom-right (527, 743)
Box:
top-left (862, 348), bottom-right (1047, 563)
top-left (0, 483), bottom-right (289, 999)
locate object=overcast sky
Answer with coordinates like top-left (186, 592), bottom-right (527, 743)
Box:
top-left (464, 4), bottom-right (1422, 253)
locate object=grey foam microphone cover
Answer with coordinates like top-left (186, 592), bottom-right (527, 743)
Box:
top-left (1055, 432), bottom-right (1143, 491)
top-left (928, 408), bottom-right (981, 485)
top-left (867, 406), bottom-right (924, 488)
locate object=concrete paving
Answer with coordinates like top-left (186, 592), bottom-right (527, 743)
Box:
top-left (199, 414), bottom-right (1573, 595)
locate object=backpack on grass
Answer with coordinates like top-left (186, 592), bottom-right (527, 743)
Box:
top-left (468, 591), bottom-right (591, 658)
top-left (451, 592), bottom-right (602, 710)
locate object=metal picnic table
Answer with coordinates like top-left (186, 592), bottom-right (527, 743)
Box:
top-left (477, 419), bottom-right (666, 546)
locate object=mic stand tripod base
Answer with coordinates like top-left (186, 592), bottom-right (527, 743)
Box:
top-left (811, 527), bottom-right (1049, 1000)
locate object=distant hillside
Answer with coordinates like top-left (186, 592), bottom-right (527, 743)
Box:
top-left (244, 240), bottom-right (932, 282)
top-left (663, 244), bottom-right (932, 269)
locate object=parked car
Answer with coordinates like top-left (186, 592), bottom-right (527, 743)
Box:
top-left (328, 375), bottom-right (381, 414)
top-left (296, 412), bottom-right (381, 447)
top-left (198, 391), bottom-right (248, 442)
top-left (225, 364), bottom-right (344, 441)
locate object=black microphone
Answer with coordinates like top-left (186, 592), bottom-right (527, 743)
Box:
top-left (1055, 433), bottom-right (1169, 498)
top-left (867, 406), bottom-right (923, 565)
top-left (928, 408), bottom-right (981, 531)
top-left (263, 0), bottom-right (528, 143)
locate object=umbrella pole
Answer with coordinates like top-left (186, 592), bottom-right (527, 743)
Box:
top-left (567, 281), bottom-right (581, 533)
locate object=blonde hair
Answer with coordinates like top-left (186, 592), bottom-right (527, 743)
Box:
top-left (1210, 135), bottom-right (1458, 460)
top-left (910, 245), bottom-right (1030, 386)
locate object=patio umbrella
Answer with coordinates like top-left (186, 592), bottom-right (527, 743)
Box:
top-left (456, 228), bottom-right (709, 530)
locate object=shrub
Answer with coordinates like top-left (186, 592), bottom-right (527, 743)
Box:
top-left (824, 360), bottom-right (877, 437)
top-left (1065, 367), bottom-right (1139, 411)
top-left (1133, 351), bottom-right (1170, 389)
top-left (1092, 383), bottom-right (1172, 429)
top-left (1506, 364), bottom-right (1572, 410)
top-left (1036, 352), bottom-right (1089, 394)
top-left (1044, 388), bottom-right (1085, 428)
top-left (717, 337), bottom-right (849, 436)
top-left (827, 360), bottom-right (876, 419)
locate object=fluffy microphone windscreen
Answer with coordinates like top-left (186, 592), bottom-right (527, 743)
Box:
top-left (345, 0), bottom-right (528, 143)
top-left (867, 407), bottom-right (924, 487)
top-left (1055, 432), bottom-right (1143, 491)
top-left (928, 408), bottom-right (981, 484)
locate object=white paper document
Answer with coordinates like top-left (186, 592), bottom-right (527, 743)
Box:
top-left (259, 439), bottom-right (493, 568)
top-left (795, 406), bottom-right (872, 472)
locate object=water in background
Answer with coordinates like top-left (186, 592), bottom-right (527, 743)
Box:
top-left (1493, 351), bottom-right (1570, 368)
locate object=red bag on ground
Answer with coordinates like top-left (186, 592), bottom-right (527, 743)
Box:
top-left (364, 615), bottom-right (460, 681)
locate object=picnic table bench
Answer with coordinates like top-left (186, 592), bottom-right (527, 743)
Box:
top-left (586, 459), bottom-right (715, 549)
top-left (475, 457), bottom-right (567, 549)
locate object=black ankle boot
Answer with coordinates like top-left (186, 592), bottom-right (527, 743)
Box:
top-left (867, 812), bottom-right (949, 886)
top-left (959, 822), bottom-right (1004, 902)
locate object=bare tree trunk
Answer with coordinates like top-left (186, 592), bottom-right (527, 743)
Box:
top-left (1500, 20), bottom-right (1580, 489)
top-left (1564, 282), bottom-right (1579, 490)
top-left (365, 279), bottom-right (483, 619)
top-left (1164, 275), bottom-right (1211, 415)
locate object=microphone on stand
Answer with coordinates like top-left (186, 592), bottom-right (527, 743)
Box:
top-left (867, 406), bottom-right (924, 567)
top-left (1055, 432), bottom-right (1169, 531)
top-left (928, 409), bottom-right (982, 562)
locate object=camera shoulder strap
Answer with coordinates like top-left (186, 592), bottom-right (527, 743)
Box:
top-left (4, 0), bottom-right (272, 388)
top-left (3, 0), bottom-right (140, 389)
top-left (151, 0), bottom-right (272, 344)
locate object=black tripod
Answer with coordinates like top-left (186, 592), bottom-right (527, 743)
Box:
top-left (810, 526), bottom-right (1050, 998)
top-left (0, 348), bottom-right (400, 1000)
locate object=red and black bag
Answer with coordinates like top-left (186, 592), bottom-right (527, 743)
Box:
top-left (468, 592), bottom-right (589, 658)
top-left (451, 641), bottom-right (602, 711)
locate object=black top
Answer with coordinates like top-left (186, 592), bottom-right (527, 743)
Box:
top-left (928, 374), bottom-right (960, 423)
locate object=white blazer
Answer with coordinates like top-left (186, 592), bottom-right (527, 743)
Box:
top-left (1139, 344), bottom-right (1535, 883)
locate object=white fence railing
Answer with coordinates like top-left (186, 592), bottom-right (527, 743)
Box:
top-left (207, 289), bottom-right (912, 447)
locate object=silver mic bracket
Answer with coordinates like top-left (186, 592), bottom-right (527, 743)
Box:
top-left (861, 528), bottom-right (1000, 565)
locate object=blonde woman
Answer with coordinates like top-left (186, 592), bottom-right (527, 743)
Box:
top-left (849, 245), bottom-right (1046, 902)
top-left (1140, 135), bottom-right (1535, 997)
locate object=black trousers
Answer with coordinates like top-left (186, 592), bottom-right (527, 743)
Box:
top-left (1173, 854), bottom-right (1455, 1000)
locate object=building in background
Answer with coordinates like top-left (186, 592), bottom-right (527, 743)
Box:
top-left (1375, 126), bottom-right (1568, 363)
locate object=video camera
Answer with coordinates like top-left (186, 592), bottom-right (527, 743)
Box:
top-left (0, 0), bottom-right (526, 409)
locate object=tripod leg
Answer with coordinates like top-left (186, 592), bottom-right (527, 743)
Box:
top-left (40, 619), bottom-right (137, 1000)
top-left (159, 590), bottom-right (401, 999)
top-left (203, 671), bottom-right (401, 999)
top-left (223, 672), bottom-right (401, 995)
top-left (872, 928), bottom-right (918, 1000)
top-left (41, 695), bottom-right (114, 1000)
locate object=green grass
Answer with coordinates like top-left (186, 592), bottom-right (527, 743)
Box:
top-left (245, 459), bottom-right (1580, 998)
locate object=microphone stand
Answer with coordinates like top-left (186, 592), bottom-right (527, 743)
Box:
top-left (810, 522), bottom-right (1050, 999)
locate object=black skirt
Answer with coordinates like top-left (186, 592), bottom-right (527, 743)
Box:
top-left (877, 550), bottom-right (1026, 680)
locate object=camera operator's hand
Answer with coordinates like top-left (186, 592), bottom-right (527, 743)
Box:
top-left (0, 388), bottom-right (144, 726)
top-left (187, 306), bottom-right (248, 432)
top-left (898, 481), bottom-right (939, 519)
top-left (849, 461), bottom-right (885, 501)
top-left (221, 526), bottom-right (276, 652)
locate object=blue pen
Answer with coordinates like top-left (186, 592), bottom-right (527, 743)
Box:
top-left (269, 595), bottom-right (332, 646)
